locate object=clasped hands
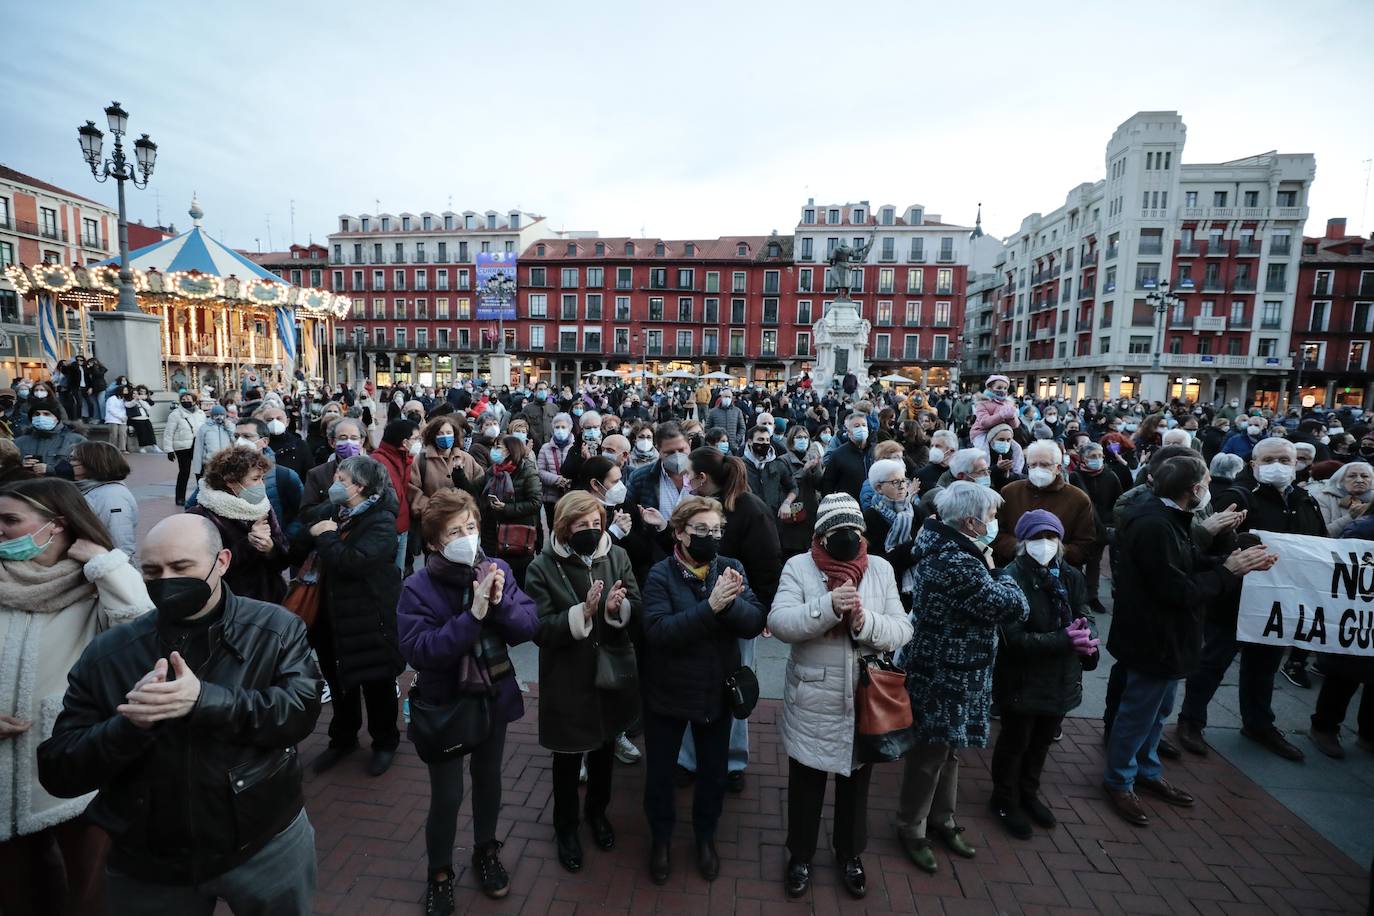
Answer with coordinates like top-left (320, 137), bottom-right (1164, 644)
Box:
top-left (830, 580), bottom-right (865, 634)
top-left (117, 652), bottom-right (202, 728)
top-left (1065, 617), bottom-right (1099, 657)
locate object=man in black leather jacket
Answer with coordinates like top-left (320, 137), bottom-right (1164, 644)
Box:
top-left (38, 514), bottom-right (322, 915)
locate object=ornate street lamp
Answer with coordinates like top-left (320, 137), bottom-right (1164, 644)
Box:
top-left (1144, 280), bottom-right (1183, 375)
top-left (483, 272), bottom-right (516, 355)
top-left (77, 101), bottom-right (157, 314)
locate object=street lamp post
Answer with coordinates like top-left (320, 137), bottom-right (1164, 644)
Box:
top-left (484, 273), bottom-right (515, 356)
top-left (1144, 280), bottom-right (1183, 399)
top-left (77, 102), bottom-right (157, 314)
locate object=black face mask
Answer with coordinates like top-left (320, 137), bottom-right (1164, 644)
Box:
top-left (750, 442), bottom-right (770, 458)
top-left (180, 400), bottom-right (195, 410)
top-left (686, 534), bottom-right (721, 564)
top-left (825, 528), bottom-right (862, 562)
top-left (568, 527), bottom-right (603, 556)
top-left (147, 569), bottom-right (215, 623)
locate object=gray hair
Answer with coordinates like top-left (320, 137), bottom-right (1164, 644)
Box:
top-left (1162, 428), bottom-right (1192, 447)
top-left (1208, 452), bottom-right (1244, 480)
top-left (935, 480), bottom-right (1002, 526)
top-left (1024, 439), bottom-right (1063, 464)
top-left (580, 410), bottom-right (602, 428)
top-left (552, 411), bottom-right (572, 427)
top-left (1293, 442), bottom-right (1316, 460)
top-left (949, 447), bottom-right (988, 479)
top-left (867, 458), bottom-right (907, 490)
top-left (337, 455), bottom-right (390, 498)
top-left (1328, 461), bottom-right (1373, 495)
top-left (328, 416), bottom-right (365, 440)
top-left (931, 430), bottom-right (959, 451)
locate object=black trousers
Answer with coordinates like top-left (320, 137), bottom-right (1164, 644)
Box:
top-left (786, 757), bottom-right (872, 863)
top-left (643, 707), bottom-right (731, 843)
top-left (173, 448), bottom-right (194, 502)
top-left (1312, 675), bottom-right (1372, 737)
top-left (315, 632), bottom-right (398, 750)
top-left (551, 742), bottom-right (613, 834)
top-left (426, 719), bottom-right (508, 875)
top-left (990, 711), bottom-right (1063, 807)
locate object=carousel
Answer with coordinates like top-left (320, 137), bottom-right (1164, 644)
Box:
top-left (2, 199), bottom-right (350, 395)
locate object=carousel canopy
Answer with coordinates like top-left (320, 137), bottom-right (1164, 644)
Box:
top-left (96, 220), bottom-right (284, 285)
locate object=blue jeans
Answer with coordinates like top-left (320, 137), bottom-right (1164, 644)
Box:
top-left (678, 636), bottom-right (755, 775)
top-left (395, 531), bottom-right (408, 572)
top-left (1104, 668), bottom-right (1177, 792)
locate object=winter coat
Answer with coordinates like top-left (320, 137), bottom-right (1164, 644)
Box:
top-left (76, 480), bottom-right (138, 559)
top-left (862, 505), bottom-right (918, 589)
top-left (518, 400), bottom-right (557, 448)
top-left (301, 458), bottom-right (337, 514)
top-left (994, 555), bottom-right (1098, 717)
top-left (186, 486), bottom-right (290, 604)
top-left (160, 406), bottom-right (205, 452)
top-left (190, 419), bottom-right (236, 476)
top-left (720, 490), bottom-right (783, 607)
top-left (13, 425), bottom-right (86, 468)
top-left (102, 394), bottom-right (127, 425)
top-left (479, 457), bottom-right (541, 557)
top-left (778, 451), bottom-right (821, 556)
top-left (537, 439), bottom-right (573, 504)
top-left (295, 496), bottom-right (404, 689)
top-left (640, 554), bottom-right (765, 724)
top-left (1070, 466), bottom-right (1123, 541)
top-left (1, 549), bottom-right (151, 841)
top-left (525, 535), bottom-right (642, 753)
top-left (705, 404), bottom-right (748, 452)
top-left (397, 555), bottom-right (538, 723)
top-left (768, 552), bottom-right (911, 775)
top-left (743, 450), bottom-right (796, 515)
top-left (1311, 483), bottom-right (1370, 538)
top-left (1108, 497), bottom-right (1238, 680)
top-left (904, 519), bottom-right (1028, 747)
top-left (371, 441), bottom-right (414, 534)
top-left (622, 459), bottom-right (682, 584)
top-left (267, 431), bottom-right (313, 484)
top-left (820, 440), bottom-right (873, 501)
top-left (407, 445), bottom-right (485, 521)
top-left (991, 476), bottom-right (1097, 567)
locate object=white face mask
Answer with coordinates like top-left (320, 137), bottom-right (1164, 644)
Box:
top-left (1026, 539), bottom-right (1059, 566)
top-left (266, 419), bottom-right (287, 436)
top-left (1255, 463), bottom-right (1295, 488)
top-left (1192, 484), bottom-right (1212, 512)
top-left (442, 534), bottom-right (481, 566)
top-left (928, 447), bottom-right (946, 464)
top-left (1028, 467), bottom-right (1056, 489)
top-left (235, 436), bottom-right (260, 451)
top-left (409, 440), bottom-right (423, 457)
top-left (601, 480), bottom-right (627, 506)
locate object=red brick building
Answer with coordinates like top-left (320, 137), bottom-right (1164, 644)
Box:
top-left (1293, 217), bottom-right (1374, 408)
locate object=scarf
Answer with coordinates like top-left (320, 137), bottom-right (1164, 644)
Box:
top-left (871, 493), bottom-right (916, 593)
top-left (0, 556), bottom-right (92, 613)
top-left (1031, 560), bottom-right (1073, 628)
top-left (810, 535), bottom-right (869, 591)
top-left (195, 483), bottom-right (271, 521)
top-left (484, 459), bottom-right (516, 502)
top-left (422, 553), bottom-right (512, 691)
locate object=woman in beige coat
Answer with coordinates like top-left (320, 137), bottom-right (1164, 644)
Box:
top-left (768, 493), bottom-right (911, 902)
top-left (407, 416), bottom-right (486, 525)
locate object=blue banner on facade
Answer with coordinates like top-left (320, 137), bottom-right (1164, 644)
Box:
top-left (476, 251), bottom-right (517, 320)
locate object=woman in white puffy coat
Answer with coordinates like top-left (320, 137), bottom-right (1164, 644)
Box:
top-left (767, 493), bottom-right (912, 901)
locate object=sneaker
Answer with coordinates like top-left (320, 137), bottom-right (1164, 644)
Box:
top-left (1281, 662), bottom-right (1312, 689)
top-left (1052, 726), bottom-right (1063, 742)
top-left (1241, 725), bottom-right (1305, 762)
top-left (424, 873), bottom-right (456, 916)
top-left (614, 733), bottom-right (641, 764)
top-left (319, 681), bottom-right (331, 704)
top-left (471, 841), bottom-right (510, 899)
top-left (1307, 728), bottom-right (1345, 760)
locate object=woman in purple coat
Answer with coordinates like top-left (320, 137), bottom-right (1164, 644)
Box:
top-left (397, 488), bottom-right (538, 912)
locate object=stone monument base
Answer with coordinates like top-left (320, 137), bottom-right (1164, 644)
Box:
top-left (91, 310), bottom-right (163, 388)
top-left (1139, 370), bottom-right (1169, 404)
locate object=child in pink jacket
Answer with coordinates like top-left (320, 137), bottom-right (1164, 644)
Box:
top-left (969, 374), bottom-right (1021, 447)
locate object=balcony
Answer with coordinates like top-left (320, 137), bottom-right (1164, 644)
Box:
top-left (1076, 319), bottom-right (1093, 331)
top-left (1105, 246), bottom-right (1118, 261)
top-left (1175, 278), bottom-right (1196, 291)
top-left (1079, 285), bottom-right (1096, 300)
top-left (1260, 319), bottom-right (1283, 330)
top-left (937, 252), bottom-right (955, 263)
top-left (1081, 251), bottom-right (1098, 266)
top-left (1236, 241), bottom-right (1261, 256)
top-left (1207, 241), bottom-right (1228, 257)
top-left (1138, 243), bottom-right (1163, 256)
top-left (1194, 316), bottom-right (1227, 333)
top-left (1233, 279), bottom-right (1256, 292)
top-left (1229, 317), bottom-right (1251, 329)
top-left (907, 250), bottom-right (926, 263)
top-left (13, 218), bottom-right (68, 242)
top-left (1201, 277), bottom-right (1226, 292)
top-left (80, 234), bottom-right (109, 251)
top-left (1265, 280), bottom-right (1287, 293)
top-left (1179, 243), bottom-right (1201, 256)
top-left (1270, 241), bottom-right (1292, 257)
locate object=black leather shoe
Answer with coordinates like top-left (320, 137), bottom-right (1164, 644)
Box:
top-left (649, 840), bottom-right (670, 885)
top-left (726, 770), bottom-right (746, 794)
top-left (587, 812), bottom-right (615, 850)
top-left (839, 856), bottom-right (866, 898)
top-left (310, 744), bottom-right (356, 774)
top-left (556, 829), bottom-right (583, 873)
top-left (988, 799), bottom-right (1033, 840)
top-left (366, 749), bottom-right (395, 777)
top-left (1023, 794), bottom-right (1057, 829)
top-left (784, 858), bottom-right (812, 898)
top-left (696, 838), bottom-right (719, 881)
top-left (1157, 736), bottom-right (1182, 760)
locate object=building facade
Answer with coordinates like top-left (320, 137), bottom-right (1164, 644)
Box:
top-left (0, 165), bottom-right (117, 381)
top-left (1292, 218), bottom-right (1374, 409)
top-left (980, 111), bottom-right (1314, 407)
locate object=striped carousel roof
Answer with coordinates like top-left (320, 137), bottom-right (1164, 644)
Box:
top-left (97, 196), bottom-right (284, 284)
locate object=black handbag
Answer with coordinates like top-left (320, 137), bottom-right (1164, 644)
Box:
top-left (407, 680), bottom-right (493, 763)
top-left (725, 665), bottom-right (759, 720)
top-left (594, 640), bottom-right (639, 690)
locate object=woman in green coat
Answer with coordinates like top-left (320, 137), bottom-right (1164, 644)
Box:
top-left (524, 491), bottom-right (642, 875)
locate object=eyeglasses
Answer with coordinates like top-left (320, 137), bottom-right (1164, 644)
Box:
top-left (879, 478), bottom-right (908, 488)
top-left (686, 524), bottom-right (724, 537)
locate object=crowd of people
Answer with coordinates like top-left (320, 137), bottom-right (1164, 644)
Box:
top-left (1, 364), bottom-right (1371, 915)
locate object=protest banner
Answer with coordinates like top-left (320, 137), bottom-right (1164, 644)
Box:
top-left (1237, 531), bottom-right (1374, 656)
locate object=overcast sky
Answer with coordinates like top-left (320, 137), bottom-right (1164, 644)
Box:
top-left (5, 0), bottom-right (1372, 251)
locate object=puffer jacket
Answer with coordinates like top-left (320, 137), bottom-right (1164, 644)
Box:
top-left (160, 405), bottom-right (205, 452)
top-left (994, 555), bottom-right (1098, 716)
top-left (76, 480), bottom-right (138, 559)
top-left (905, 519), bottom-right (1028, 748)
top-left (37, 588), bottom-right (321, 884)
top-left (769, 552), bottom-right (911, 775)
top-left (537, 439), bottom-right (573, 504)
top-left (191, 418), bottom-right (236, 476)
top-left (640, 553), bottom-right (766, 725)
top-left (13, 425), bottom-right (86, 468)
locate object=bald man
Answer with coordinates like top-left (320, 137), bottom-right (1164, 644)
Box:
top-left (601, 433), bottom-right (631, 469)
top-left (38, 514), bottom-right (322, 916)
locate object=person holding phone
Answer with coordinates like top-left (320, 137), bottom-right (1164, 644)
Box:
top-left (479, 434), bottom-right (541, 585)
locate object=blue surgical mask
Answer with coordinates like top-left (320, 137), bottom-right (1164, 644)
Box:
top-left (553, 427), bottom-right (571, 444)
top-left (583, 428), bottom-right (601, 442)
top-left (327, 481), bottom-right (353, 506)
top-left (973, 518), bottom-right (999, 547)
top-left (849, 425), bottom-right (868, 443)
top-left (793, 438), bottom-right (810, 453)
top-left (820, 432), bottom-right (833, 444)
top-left (991, 440), bottom-right (1011, 454)
top-left (435, 434), bottom-right (455, 450)
top-left (32, 415), bottom-right (58, 432)
top-left (238, 483), bottom-right (267, 505)
top-left (716, 442), bottom-right (730, 454)
top-left (512, 431), bottom-right (528, 443)
top-left (1086, 458), bottom-right (1104, 471)
top-left (490, 448), bottom-right (506, 464)
top-left (0, 520), bottom-right (55, 561)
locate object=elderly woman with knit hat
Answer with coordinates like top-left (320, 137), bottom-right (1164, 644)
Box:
top-left (984, 423), bottom-right (1025, 491)
top-left (989, 510), bottom-right (1098, 840)
top-left (769, 494), bottom-right (912, 900)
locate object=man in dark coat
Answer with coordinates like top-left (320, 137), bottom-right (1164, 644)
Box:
top-left (819, 411), bottom-right (873, 501)
top-left (1103, 454), bottom-right (1274, 827)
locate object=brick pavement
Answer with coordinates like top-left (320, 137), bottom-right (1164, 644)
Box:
top-left (120, 456), bottom-right (1369, 914)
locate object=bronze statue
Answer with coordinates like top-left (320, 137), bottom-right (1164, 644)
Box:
top-left (826, 234), bottom-right (874, 294)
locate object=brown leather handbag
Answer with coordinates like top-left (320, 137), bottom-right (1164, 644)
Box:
top-left (495, 523), bottom-right (537, 559)
top-left (281, 553), bottom-right (322, 629)
top-left (854, 654), bottom-right (915, 763)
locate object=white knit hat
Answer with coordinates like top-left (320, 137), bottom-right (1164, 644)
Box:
top-left (814, 493), bottom-right (865, 539)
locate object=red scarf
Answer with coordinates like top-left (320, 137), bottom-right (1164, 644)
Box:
top-left (810, 536), bottom-right (869, 591)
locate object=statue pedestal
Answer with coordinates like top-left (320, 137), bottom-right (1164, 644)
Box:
top-left (91, 311), bottom-right (163, 388)
top-left (812, 299), bottom-right (870, 390)
top-left (489, 353), bottom-right (513, 388)
top-left (1139, 370), bottom-right (1170, 404)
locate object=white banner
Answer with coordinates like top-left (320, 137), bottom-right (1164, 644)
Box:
top-left (1237, 531), bottom-right (1374, 656)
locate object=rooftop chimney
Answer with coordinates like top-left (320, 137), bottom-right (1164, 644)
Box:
top-left (1326, 217), bottom-right (1347, 240)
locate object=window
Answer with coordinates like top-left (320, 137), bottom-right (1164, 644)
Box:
top-left (436, 298), bottom-right (449, 319)
top-left (587, 293), bottom-right (603, 320)
top-left (1353, 302), bottom-right (1373, 333)
top-left (415, 298), bottom-right (428, 319)
top-left (878, 268), bottom-right (894, 293)
top-left (615, 296), bottom-right (631, 320)
top-left (394, 327), bottom-right (407, 348)
top-left (435, 269), bottom-right (449, 291)
top-left (678, 268), bottom-right (695, 289)
top-left (1265, 263), bottom-right (1287, 292)
top-left (678, 297), bottom-right (692, 322)
top-left (736, 243), bottom-right (748, 257)
top-left (732, 272), bottom-right (747, 293)
top-left (827, 209), bottom-right (840, 224)
top-left (902, 334), bottom-right (920, 360)
top-left (1309, 301), bottom-right (1329, 331)
top-left (934, 301), bottom-right (951, 326)
top-left (394, 298), bottom-right (408, 319)
top-left (1313, 270), bottom-right (1334, 295)
top-left (932, 335), bottom-right (949, 361)
top-left (416, 327), bottom-right (428, 348)
top-left (936, 269), bottom-right (952, 294)
top-left (1136, 263), bottom-right (1160, 289)
top-left (876, 301), bottom-right (893, 325)
top-left (1213, 191), bottom-right (1228, 207)
top-left (457, 328), bottom-right (470, 348)
top-left (1270, 230), bottom-right (1292, 255)
top-left (1128, 336), bottom-right (1152, 354)
top-left (372, 269), bottom-right (385, 290)
top-left (938, 237), bottom-right (954, 262)
top-left (529, 326), bottom-right (545, 350)
top-left (1261, 301), bottom-right (1282, 328)
top-left (614, 328), bottom-right (629, 352)
top-left (1185, 191), bottom-right (1198, 208)
top-left (907, 269), bottom-right (923, 294)
top-left (908, 238), bottom-right (925, 262)
top-left (1099, 336), bottom-right (1111, 354)
top-left (529, 267), bottom-right (547, 287)
top-left (458, 241), bottom-right (469, 260)
top-left (1139, 228), bottom-right (1163, 255)
top-left (648, 297), bottom-right (664, 320)
top-left (685, 242), bottom-right (696, 256)
top-left (703, 329), bottom-right (719, 355)
top-left (705, 271), bottom-right (720, 293)
top-left (414, 270), bottom-right (428, 290)
top-left (797, 300), bottom-right (812, 324)
top-left (1348, 341), bottom-right (1368, 369)
top-left (645, 329), bottom-right (663, 354)
top-left (803, 208), bottom-right (815, 225)
top-left (585, 329), bottom-right (602, 352)
top-left (1277, 189), bottom-right (1297, 207)
top-left (561, 294), bottom-right (578, 320)
top-left (456, 298), bottom-right (471, 319)
top-left (1229, 300), bottom-right (1246, 325)
top-left (649, 268), bottom-right (668, 289)
top-left (374, 327), bottom-right (387, 346)
top-left (528, 293), bottom-right (548, 318)
top-left (731, 298), bottom-right (746, 323)
top-left (616, 267), bottom-right (633, 290)
top-left (372, 298), bottom-right (386, 319)
top-left (332, 270), bottom-right (344, 291)
top-left (675, 329), bottom-right (692, 354)
top-left (728, 329), bottom-right (745, 356)
top-left (561, 268), bottom-right (579, 288)
top-left (1244, 191), bottom-right (1259, 208)
top-left (905, 301), bottom-right (921, 325)
top-left (39, 207), bottom-right (58, 238)
top-left (880, 237), bottom-right (895, 261)
top-left (457, 269), bottom-right (470, 290)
